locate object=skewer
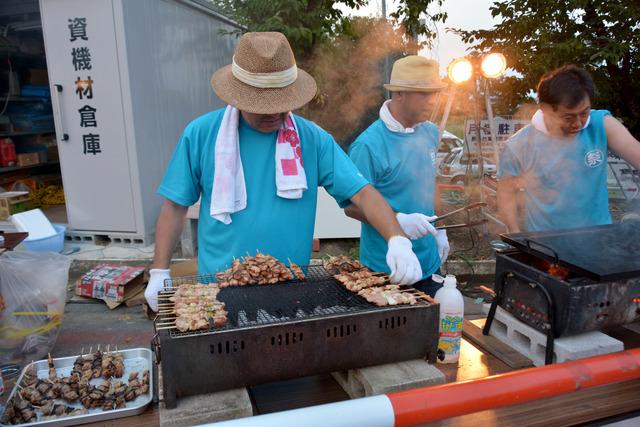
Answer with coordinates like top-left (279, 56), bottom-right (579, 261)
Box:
top-left (432, 202), bottom-right (487, 223)
top-left (402, 288), bottom-right (436, 303)
top-left (478, 285), bottom-right (496, 297)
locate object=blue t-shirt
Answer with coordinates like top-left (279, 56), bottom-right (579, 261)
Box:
top-left (498, 109), bottom-right (612, 231)
top-left (348, 119), bottom-right (441, 279)
top-left (158, 109), bottom-right (368, 275)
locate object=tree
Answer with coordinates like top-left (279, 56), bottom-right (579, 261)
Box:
top-left (211, 0), bottom-right (447, 59)
top-left (454, 1), bottom-right (640, 136)
top-left (211, 0), bottom-right (368, 60)
top-left (210, 0), bottom-right (449, 143)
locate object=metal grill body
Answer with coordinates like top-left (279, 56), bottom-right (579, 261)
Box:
top-left (485, 224), bottom-right (640, 364)
top-left (154, 267), bottom-right (439, 409)
top-left (495, 250), bottom-right (640, 337)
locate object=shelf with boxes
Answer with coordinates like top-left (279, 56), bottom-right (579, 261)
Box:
top-left (0, 129), bottom-right (55, 138)
top-left (0, 160), bottom-right (59, 174)
top-left (0, 132), bottom-right (59, 171)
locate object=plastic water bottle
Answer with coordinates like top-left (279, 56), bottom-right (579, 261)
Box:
top-left (434, 274), bottom-right (464, 364)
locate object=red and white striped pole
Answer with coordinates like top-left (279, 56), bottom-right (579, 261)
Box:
top-left (203, 348), bottom-right (640, 427)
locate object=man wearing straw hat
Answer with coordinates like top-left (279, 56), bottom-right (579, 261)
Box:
top-left (345, 56), bottom-right (450, 297)
top-left (144, 32), bottom-right (424, 311)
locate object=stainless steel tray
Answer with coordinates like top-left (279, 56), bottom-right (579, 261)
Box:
top-left (1, 348), bottom-right (153, 426)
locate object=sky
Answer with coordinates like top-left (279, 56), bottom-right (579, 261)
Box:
top-left (339, 0), bottom-right (498, 74)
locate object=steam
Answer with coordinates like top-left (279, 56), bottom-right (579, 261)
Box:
top-left (297, 19), bottom-right (410, 144)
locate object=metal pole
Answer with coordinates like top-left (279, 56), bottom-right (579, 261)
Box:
top-left (381, 0), bottom-right (390, 100)
top-left (472, 78), bottom-right (484, 178)
top-left (484, 79), bottom-right (500, 167)
top-left (437, 86), bottom-right (455, 150)
top-left (205, 348), bottom-right (640, 427)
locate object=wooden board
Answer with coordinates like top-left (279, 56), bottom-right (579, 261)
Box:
top-left (463, 318), bottom-right (534, 369)
top-left (0, 232), bottom-right (28, 250)
top-left (448, 379), bottom-right (640, 427)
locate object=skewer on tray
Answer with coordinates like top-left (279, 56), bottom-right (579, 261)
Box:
top-left (2, 346), bottom-right (149, 425)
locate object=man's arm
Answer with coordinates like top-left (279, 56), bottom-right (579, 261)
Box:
top-left (348, 185), bottom-right (405, 240)
top-left (497, 177), bottom-right (522, 233)
top-left (345, 189), bottom-right (442, 221)
top-left (605, 116), bottom-right (640, 170)
top-left (151, 199), bottom-right (189, 269)
top-left (344, 203), bottom-right (367, 222)
top-left (434, 183), bottom-right (442, 216)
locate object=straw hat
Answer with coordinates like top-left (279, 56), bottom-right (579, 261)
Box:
top-left (211, 32), bottom-right (317, 114)
top-left (384, 56), bottom-right (447, 92)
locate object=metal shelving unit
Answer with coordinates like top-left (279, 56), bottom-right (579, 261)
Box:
top-left (0, 129), bottom-right (55, 138)
top-left (0, 160), bottom-right (59, 174)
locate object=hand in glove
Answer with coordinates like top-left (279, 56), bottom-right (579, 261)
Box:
top-left (386, 235), bottom-right (423, 285)
top-left (395, 213), bottom-right (438, 240)
top-left (435, 229), bottom-right (450, 264)
top-left (144, 268), bottom-right (171, 312)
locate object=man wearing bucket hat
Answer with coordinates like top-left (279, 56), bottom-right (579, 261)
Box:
top-left (345, 56), bottom-right (450, 297)
top-left (144, 32), bottom-right (424, 311)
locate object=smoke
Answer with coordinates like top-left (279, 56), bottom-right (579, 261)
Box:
top-left (297, 19), bottom-right (411, 145)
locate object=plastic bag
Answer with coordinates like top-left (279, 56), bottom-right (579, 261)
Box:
top-left (0, 251), bottom-right (70, 366)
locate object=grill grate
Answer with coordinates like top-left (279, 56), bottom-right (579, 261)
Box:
top-left (158, 266), bottom-right (397, 338)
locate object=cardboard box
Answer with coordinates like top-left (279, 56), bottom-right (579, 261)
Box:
top-left (0, 191), bottom-right (31, 220)
top-left (16, 153), bottom-right (40, 167)
top-left (76, 264), bottom-right (146, 309)
top-left (46, 145), bottom-right (59, 162)
top-left (171, 258), bottom-right (198, 277)
top-left (28, 69), bottom-right (49, 85)
top-left (0, 138), bottom-right (16, 167)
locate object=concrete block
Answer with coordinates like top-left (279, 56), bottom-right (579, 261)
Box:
top-left (443, 259), bottom-right (495, 276)
top-left (332, 359), bottom-right (445, 398)
top-left (624, 322), bottom-right (640, 335)
top-left (463, 295), bottom-right (485, 315)
top-left (487, 307), bottom-right (624, 366)
top-left (159, 388), bottom-right (253, 427)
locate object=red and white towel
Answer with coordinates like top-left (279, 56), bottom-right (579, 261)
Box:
top-left (210, 105), bottom-right (307, 224)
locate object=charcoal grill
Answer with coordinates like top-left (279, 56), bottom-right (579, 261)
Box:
top-left (152, 266), bottom-right (439, 409)
top-left (484, 223), bottom-right (640, 365)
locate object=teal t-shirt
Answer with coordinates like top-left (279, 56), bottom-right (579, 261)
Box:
top-left (497, 109), bottom-right (612, 231)
top-left (348, 119), bottom-right (441, 279)
top-left (159, 109), bottom-right (368, 275)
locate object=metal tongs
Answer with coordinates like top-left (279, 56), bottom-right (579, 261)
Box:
top-left (432, 202), bottom-right (488, 230)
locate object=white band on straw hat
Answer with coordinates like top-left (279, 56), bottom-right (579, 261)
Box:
top-left (232, 56), bottom-right (298, 88)
top-left (390, 79), bottom-right (440, 86)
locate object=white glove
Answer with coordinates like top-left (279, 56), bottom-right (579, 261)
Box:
top-left (396, 213), bottom-right (438, 240)
top-left (386, 236), bottom-right (423, 285)
top-left (144, 268), bottom-right (171, 312)
top-left (436, 229), bottom-right (450, 264)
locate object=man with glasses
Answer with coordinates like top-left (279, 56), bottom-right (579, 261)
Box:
top-left (497, 65), bottom-right (640, 232)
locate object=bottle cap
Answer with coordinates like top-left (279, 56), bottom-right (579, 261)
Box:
top-left (443, 274), bottom-right (457, 287)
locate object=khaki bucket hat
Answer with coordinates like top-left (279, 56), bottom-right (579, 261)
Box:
top-left (211, 32), bottom-right (317, 114)
top-left (384, 56), bottom-right (447, 92)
